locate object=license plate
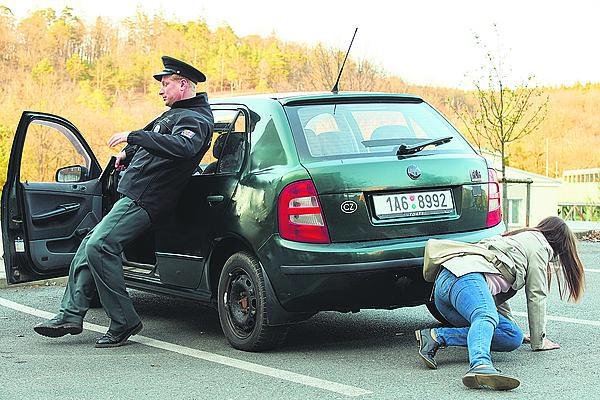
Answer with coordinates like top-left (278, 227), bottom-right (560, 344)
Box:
top-left (372, 189), bottom-right (454, 219)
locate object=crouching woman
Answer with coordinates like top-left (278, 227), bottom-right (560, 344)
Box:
top-left (416, 216), bottom-right (585, 390)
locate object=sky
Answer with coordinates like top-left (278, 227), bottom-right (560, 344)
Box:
top-left (2, 0), bottom-right (599, 88)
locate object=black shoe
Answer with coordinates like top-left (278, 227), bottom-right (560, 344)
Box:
top-left (34, 318), bottom-right (83, 338)
top-left (462, 365), bottom-right (520, 390)
top-left (95, 322), bottom-right (143, 348)
top-left (415, 328), bottom-right (441, 369)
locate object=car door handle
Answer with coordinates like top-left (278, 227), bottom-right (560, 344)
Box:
top-left (206, 195), bottom-right (225, 205)
top-left (31, 203), bottom-right (81, 223)
top-left (75, 227), bottom-right (91, 238)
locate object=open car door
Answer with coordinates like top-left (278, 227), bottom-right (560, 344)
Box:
top-left (1, 111), bottom-right (103, 284)
top-left (148, 106), bottom-right (251, 289)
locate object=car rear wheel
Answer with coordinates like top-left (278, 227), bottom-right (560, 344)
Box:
top-left (217, 252), bottom-right (289, 351)
top-left (426, 302), bottom-right (450, 326)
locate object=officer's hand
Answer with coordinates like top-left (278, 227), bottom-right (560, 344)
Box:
top-left (115, 151), bottom-right (127, 171)
top-left (107, 131), bottom-right (130, 147)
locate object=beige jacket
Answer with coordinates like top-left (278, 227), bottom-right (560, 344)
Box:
top-left (423, 231), bottom-right (554, 350)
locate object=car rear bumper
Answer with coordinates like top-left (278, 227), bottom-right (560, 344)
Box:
top-left (257, 223), bottom-right (505, 313)
top-left (280, 257), bottom-right (423, 274)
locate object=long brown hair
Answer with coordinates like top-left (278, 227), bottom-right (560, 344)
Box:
top-left (504, 216), bottom-right (585, 302)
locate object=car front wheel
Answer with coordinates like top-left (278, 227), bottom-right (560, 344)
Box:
top-left (217, 252), bottom-right (289, 351)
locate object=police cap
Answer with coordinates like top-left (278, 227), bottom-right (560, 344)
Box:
top-left (153, 56), bottom-right (206, 84)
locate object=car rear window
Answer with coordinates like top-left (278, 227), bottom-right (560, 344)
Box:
top-left (284, 101), bottom-right (473, 160)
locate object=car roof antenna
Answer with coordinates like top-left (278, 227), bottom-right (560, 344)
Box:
top-left (331, 27), bottom-right (358, 94)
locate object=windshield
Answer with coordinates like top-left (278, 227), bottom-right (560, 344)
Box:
top-left (284, 101), bottom-right (473, 160)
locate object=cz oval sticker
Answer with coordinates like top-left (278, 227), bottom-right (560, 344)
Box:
top-left (341, 200), bottom-right (358, 214)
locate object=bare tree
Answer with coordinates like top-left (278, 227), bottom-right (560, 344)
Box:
top-left (450, 25), bottom-right (549, 224)
top-left (307, 44), bottom-right (381, 92)
top-left (308, 44), bottom-right (342, 91)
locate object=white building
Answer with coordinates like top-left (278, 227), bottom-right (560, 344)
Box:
top-left (482, 152), bottom-right (562, 228)
top-left (500, 167), bottom-right (562, 228)
top-left (559, 168), bottom-right (600, 221)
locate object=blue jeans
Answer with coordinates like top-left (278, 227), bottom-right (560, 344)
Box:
top-left (433, 268), bottom-right (523, 368)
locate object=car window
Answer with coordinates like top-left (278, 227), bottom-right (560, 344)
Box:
top-left (286, 101), bottom-right (472, 160)
top-left (199, 108), bottom-right (247, 175)
top-left (20, 120), bottom-right (90, 182)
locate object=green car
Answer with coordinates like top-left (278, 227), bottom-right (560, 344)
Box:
top-left (2, 92), bottom-right (504, 351)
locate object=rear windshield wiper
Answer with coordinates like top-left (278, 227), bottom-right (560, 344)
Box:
top-left (396, 136), bottom-right (453, 156)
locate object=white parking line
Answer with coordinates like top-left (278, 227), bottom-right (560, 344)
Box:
top-left (512, 311), bottom-right (600, 327)
top-left (0, 296), bottom-right (370, 397)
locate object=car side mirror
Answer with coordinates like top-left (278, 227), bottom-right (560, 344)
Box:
top-left (56, 165), bottom-right (88, 183)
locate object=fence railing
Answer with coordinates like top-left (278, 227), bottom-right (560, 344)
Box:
top-left (558, 203), bottom-right (600, 222)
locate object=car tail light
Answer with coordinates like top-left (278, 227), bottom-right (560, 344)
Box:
top-left (487, 168), bottom-right (502, 227)
top-left (278, 180), bottom-right (330, 244)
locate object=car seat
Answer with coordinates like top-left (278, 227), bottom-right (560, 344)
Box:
top-left (304, 128), bottom-right (322, 156)
top-left (317, 130), bottom-right (360, 156)
top-left (371, 125), bottom-right (411, 140)
top-left (217, 134), bottom-right (245, 173)
top-left (202, 133), bottom-right (245, 174)
top-left (201, 134), bottom-right (226, 174)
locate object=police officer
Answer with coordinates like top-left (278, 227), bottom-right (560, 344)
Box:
top-left (34, 56), bottom-right (214, 347)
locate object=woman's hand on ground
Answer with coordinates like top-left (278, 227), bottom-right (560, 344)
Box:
top-left (539, 337), bottom-right (560, 350)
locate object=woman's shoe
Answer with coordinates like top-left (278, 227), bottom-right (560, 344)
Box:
top-left (415, 328), bottom-right (440, 369)
top-left (462, 365), bottom-right (520, 390)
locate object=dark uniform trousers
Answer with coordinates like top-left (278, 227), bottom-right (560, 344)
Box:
top-left (57, 197), bottom-right (151, 333)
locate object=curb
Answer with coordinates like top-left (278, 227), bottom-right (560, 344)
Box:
top-left (575, 230), bottom-right (599, 240)
top-left (1, 253), bottom-right (68, 289)
top-left (0, 276), bottom-right (68, 290)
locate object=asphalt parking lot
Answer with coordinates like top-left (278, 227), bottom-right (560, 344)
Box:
top-left (1, 241), bottom-right (599, 400)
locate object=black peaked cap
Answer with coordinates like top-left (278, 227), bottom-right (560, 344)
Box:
top-left (153, 56), bottom-right (206, 84)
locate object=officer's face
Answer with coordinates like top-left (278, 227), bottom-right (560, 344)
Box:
top-left (159, 76), bottom-right (185, 106)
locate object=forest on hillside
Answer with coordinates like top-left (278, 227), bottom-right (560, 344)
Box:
top-left (0, 6), bottom-right (598, 187)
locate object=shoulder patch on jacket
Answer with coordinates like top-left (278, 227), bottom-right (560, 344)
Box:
top-left (181, 129), bottom-right (195, 139)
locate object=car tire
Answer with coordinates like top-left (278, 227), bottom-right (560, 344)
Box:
top-left (217, 251), bottom-right (289, 351)
top-left (426, 302), bottom-right (450, 326)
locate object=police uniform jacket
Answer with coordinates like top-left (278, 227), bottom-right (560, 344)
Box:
top-left (423, 231), bottom-right (554, 350)
top-left (118, 93), bottom-right (214, 221)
